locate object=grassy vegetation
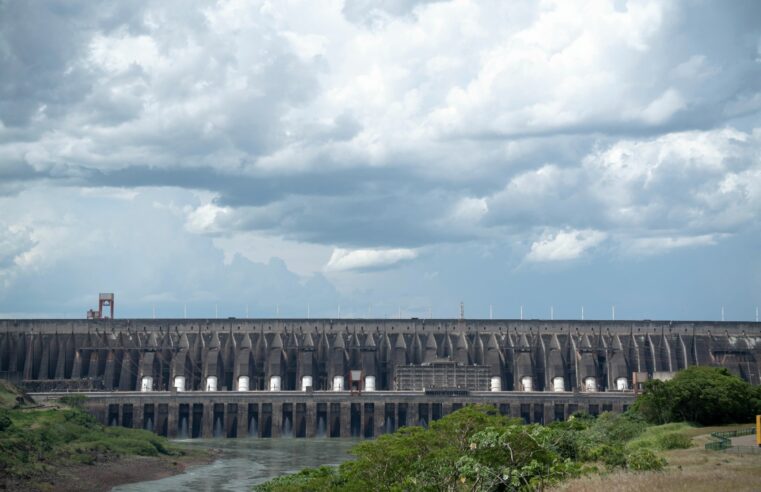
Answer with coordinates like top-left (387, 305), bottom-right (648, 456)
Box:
top-left (256, 407), bottom-right (678, 492)
top-left (624, 422), bottom-right (693, 452)
top-left (553, 423), bottom-right (759, 492)
top-left (256, 412), bottom-right (759, 492)
top-left (0, 380), bottom-right (191, 485)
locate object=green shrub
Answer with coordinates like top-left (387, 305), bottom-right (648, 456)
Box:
top-left (625, 449), bottom-right (666, 471)
top-left (597, 444), bottom-right (627, 468)
top-left (632, 367), bottom-right (761, 425)
top-left (0, 408), bottom-right (12, 431)
top-left (656, 432), bottom-right (691, 450)
top-left (257, 406), bottom-right (585, 492)
top-left (63, 409), bottom-right (98, 428)
top-left (256, 466), bottom-right (342, 492)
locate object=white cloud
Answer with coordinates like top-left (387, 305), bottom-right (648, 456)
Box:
top-left (621, 234), bottom-right (724, 256)
top-left (526, 229), bottom-right (607, 262)
top-left (1, 1), bottom-right (761, 317)
top-left (325, 247), bottom-right (418, 272)
top-left (639, 88), bottom-right (686, 125)
top-left (584, 128), bottom-right (759, 231)
top-left (213, 232), bottom-right (332, 275)
top-left (453, 197), bottom-right (488, 218)
top-left (0, 224), bottom-right (35, 274)
top-left (184, 202), bottom-right (232, 234)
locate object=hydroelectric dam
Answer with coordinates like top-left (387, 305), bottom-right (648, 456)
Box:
top-left (1, 318), bottom-right (759, 439)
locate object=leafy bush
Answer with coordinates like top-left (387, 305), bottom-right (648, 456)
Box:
top-left (656, 432), bottom-right (691, 450)
top-left (256, 466), bottom-right (343, 492)
top-left (632, 367), bottom-right (761, 425)
top-left (590, 444), bottom-right (627, 468)
top-left (0, 408), bottom-right (12, 431)
top-left (549, 411), bottom-right (648, 467)
top-left (259, 406), bottom-right (688, 491)
top-left (258, 405), bottom-right (582, 492)
top-left (625, 448), bottom-right (666, 471)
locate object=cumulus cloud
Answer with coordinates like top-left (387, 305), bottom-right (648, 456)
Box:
top-left (185, 201), bottom-right (233, 234)
top-left (1, 1), bottom-right (760, 317)
top-left (0, 187), bottom-right (340, 317)
top-left (583, 128), bottom-right (761, 233)
top-left (0, 224), bottom-right (35, 273)
top-left (526, 229), bottom-right (607, 262)
top-left (325, 247), bottom-right (418, 272)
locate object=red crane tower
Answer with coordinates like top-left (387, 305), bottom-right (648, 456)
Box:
top-left (87, 293), bottom-right (115, 319)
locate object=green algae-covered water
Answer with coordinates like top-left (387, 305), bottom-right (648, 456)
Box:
top-left (111, 438), bottom-right (358, 492)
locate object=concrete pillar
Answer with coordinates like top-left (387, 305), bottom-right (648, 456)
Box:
top-left (407, 402), bottom-right (419, 428)
top-left (225, 404), bottom-right (237, 437)
top-left (509, 402), bottom-right (521, 420)
top-left (237, 402), bottom-right (247, 438)
top-left (305, 401), bottom-right (316, 438)
top-left (340, 402), bottom-right (351, 437)
top-left (167, 402), bottom-right (178, 438)
top-left (544, 403), bottom-right (553, 424)
top-left (373, 401), bottom-right (385, 437)
top-left (357, 403), bottom-right (366, 437)
top-left (442, 402), bottom-right (453, 418)
top-left (202, 403), bottom-right (214, 438)
top-left (271, 401), bottom-right (282, 438)
top-left (133, 403), bottom-right (144, 431)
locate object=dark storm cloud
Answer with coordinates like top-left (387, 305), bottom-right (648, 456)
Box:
top-left (0, 1), bottom-right (153, 127)
top-left (1, 0), bottom-right (760, 253)
top-left (1, 0), bottom-right (760, 319)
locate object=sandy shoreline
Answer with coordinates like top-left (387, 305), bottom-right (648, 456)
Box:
top-left (2, 451), bottom-right (216, 492)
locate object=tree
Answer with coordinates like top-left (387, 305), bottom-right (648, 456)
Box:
top-left (630, 379), bottom-right (672, 424)
top-left (632, 366), bottom-right (761, 425)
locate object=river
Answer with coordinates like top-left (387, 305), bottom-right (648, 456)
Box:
top-left (112, 438), bottom-right (359, 492)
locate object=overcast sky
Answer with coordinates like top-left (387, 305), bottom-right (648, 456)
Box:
top-left (1, 0), bottom-right (760, 320)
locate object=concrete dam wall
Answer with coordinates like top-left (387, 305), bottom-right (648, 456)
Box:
top-left (2, 318), bottom-right (760, 438)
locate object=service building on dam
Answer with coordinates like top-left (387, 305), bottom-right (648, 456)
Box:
top-left (2, 317), bottom-right (760, 439)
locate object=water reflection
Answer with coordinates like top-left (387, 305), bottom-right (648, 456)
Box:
top-left (112, 438), bottom-right (357, 492)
